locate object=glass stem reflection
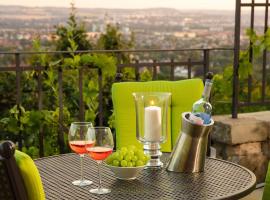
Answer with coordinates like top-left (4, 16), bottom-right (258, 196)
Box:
top-left (80, 154), bottom-right (84, 182)
top-left (97, 160), bottom-right (102, 191)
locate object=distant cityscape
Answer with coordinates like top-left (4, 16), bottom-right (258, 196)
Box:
top-left (0, 5), bottom-right (265, 51)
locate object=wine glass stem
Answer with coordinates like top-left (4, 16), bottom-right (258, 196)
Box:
top-left (80, 154), bottom-right (84, 182)
top-left (97, 160), bottom-right (102, 191)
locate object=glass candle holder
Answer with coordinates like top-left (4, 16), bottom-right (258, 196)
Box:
top-left (133, 92), bottom-right (171, 168)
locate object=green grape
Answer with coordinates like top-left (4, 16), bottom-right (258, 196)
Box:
top-left (106, 156), bottom-right (114, 164)
top-left (116, 154), bottom-right (123, 161)
top-left (121, 160), bottom-right (128, 167)
top-left (108, 154), bottom-right (115, 164)
top-left (136, 150), bottom-right (144, 156)
top-left (132, 161), bottom-right (136, 166)
top-left (136, 160), bottom-right (144, 166)
top-left (124, 155), bottom-right (131, 162)
top-left (127, 145), bottom-right (136, 151)
top-left (113, 152), bottom-right (120, 159)
top-left (128, 145), bottom-right (138, 154)
top-left (120, 151), bottom-right (126, 157)
top-left (119, 147), bottom-right (127, 156)
top-left (120, 147), bottom-right (128, 153)
top-left (133, 148), bottom-right (138, 154)
top-left (127, 162), bottom-right (133, 167)
top-left (131, 155), bottom-right (138, 162)
top-left (127, 150), bottom-right (134, 157)
top-left (112, 160), bottom-right (120, 166)
top-left (113, 151), bottom-right (123, 161)
top-left (137, 154), bottom-right (145, 162)
top-left (109, 154), bottom-right (115, 161)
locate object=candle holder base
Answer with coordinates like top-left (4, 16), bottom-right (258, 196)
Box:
top-left (143, 143), bottom-right (163, 168)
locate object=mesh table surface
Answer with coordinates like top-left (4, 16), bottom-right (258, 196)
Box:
top-left (35, 153), bottom-right (256, 200)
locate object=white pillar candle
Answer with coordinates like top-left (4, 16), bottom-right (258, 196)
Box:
top-left (144, 105), bottom-right (162, 142)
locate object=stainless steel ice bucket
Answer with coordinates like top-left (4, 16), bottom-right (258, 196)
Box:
top-left (166, 112), bottom-right (214, 173)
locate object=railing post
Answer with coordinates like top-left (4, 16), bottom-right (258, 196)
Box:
top-left (78, 68), bottom-right (84, 122)
top-left (232, 0), bottom-right (241, 119)
top-left (188, 58), bottom-right (192, 79)
top-left (153, 60), bottom-right (157, 80)
top-left (98, 68), bottom-right (103, 126)
top-left (135, 60), bottom-right (140, 81)
top-left (116, 52), bottom-right (122, 73)
top-left (247, 0), bottom-right (255, 103)
top-left (58, 67), bottom-right (65, 153)
top-left (203, 49), bottom-right (210, 81)
top-left (262, 0), bottom-right (269, 102)
top-left (37, 68), bottom-right (44, 157)
top-left (170, 58), bottom-right (175, 81)
top-left (15, 53), bottom-right (22, 150)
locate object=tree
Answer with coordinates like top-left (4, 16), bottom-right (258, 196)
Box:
top-left (98, 24), bottom-right (134, 50)
top-left (55, 2), bottom-right (92, 52)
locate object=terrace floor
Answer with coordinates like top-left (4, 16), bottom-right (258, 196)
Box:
top-left (241, 187), bottom-right (264, 200)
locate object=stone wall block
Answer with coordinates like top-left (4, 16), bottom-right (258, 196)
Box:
top-left (225, 142), bottom-right (263, 156)
top-left (212, 115), bottom-right (269, 145)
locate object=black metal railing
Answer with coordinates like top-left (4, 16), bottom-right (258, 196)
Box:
top-left (0, 48), bottom-right (216, 155)
top-left (233, 0), bottom-right (270, 118)
top-left (0, 46), bottom-right (268, 155)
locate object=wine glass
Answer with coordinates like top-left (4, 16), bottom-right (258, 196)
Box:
top-left (68, 122), bottom-right (94, 186)
top-left (86, 127), bottom-right (114, 195)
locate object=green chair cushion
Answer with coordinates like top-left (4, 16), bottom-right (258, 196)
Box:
top-left (112, 79), bottom-right (203, 152)
top-left (263, 162), bottom-right (270, 200)
top-left (15, 150), bottom-right (45, 200)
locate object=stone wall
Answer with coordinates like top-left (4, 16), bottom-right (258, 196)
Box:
top-left (211, 111), bottom-right (270, 183)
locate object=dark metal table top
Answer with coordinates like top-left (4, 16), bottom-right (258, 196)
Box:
top-left (35, 153), bottom-right (256, 200)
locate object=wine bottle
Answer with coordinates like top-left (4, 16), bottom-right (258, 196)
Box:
top-left (191, 72), bottom-right (213, 125)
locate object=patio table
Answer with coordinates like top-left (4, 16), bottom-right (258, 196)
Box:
top-left (35, 153), bottom-right (256, 200)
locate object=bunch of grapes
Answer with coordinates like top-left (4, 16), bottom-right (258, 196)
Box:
top-left (106, 145), bottom-right (150, 167)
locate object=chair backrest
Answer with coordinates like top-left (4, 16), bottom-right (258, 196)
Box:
top-left (263, 162), bottom-right (270, 200)
top-left (0, 141), bottom-right (28, 200)
top-left (112, 79), bottom-right (204, 152)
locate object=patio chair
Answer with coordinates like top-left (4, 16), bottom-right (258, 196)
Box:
top-left (0, 141), bottom-right (45, 200)
top-left (263, 162), bottom-right (270, 200)
top-left (112, 79), bottom-right (204, 152)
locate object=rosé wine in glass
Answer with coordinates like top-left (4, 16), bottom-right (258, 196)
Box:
top-left (87, 147), bottom-right (113, 160)
top-left (69, 140), bottom-right (95, 155)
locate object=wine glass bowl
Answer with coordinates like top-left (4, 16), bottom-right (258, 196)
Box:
top-left (86, 127), bottom-right (114, 195)
top-left (68, 122), bottom-right (93, 187)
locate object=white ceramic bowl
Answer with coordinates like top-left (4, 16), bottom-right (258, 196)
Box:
top-left (105, 164), bottom-right (145, 180)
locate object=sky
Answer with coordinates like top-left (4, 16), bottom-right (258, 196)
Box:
top-left (0, 0), bottom-right (236, 10)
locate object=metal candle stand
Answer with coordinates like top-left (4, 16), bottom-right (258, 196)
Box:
top-left (133, 92), bottom-right (171, 169)
top-left (143, 142), bottom-right (163, 168)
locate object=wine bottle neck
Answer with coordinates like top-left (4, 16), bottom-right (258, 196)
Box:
top-left (202, 80), bottom-right (213, 101)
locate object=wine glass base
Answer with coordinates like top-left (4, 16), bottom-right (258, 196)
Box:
top-left (90, 188), bottom-right (111, 194)
top-left (72, 180), bottom-right (93, 187)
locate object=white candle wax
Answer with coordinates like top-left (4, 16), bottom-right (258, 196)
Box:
top-left (144, 106), bottom-right (162, 142)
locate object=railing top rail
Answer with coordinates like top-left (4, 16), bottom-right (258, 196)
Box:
top-left (0, 47), bottom-right (234, 55)
top-left (241, 3), bottom-right (270, 7)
